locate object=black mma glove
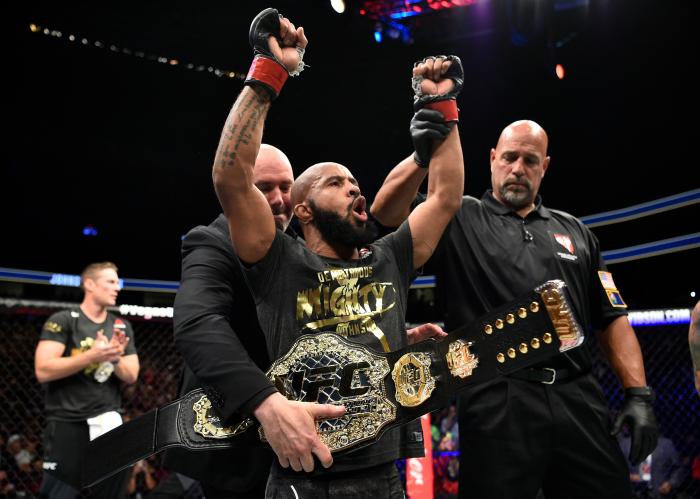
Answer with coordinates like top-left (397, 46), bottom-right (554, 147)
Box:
top-left (411, 108), bottom-right (451, 168)
top-left (412, 54), bottom-right (464, 120)
top-left (245, 8), bottom-right (306, 99)
top-left (611, 386), bottom-right (659, 465)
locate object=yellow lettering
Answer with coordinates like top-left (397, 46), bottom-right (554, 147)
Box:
top-left (296, 286), bottom-right (322, 320)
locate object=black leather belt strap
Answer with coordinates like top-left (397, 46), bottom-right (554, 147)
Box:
top-left (84, 280), bottom-right (584, 488)
top-left (507, 367), bottom-right (584, 384)
top-left (83, 390), bottom-right (260, 487)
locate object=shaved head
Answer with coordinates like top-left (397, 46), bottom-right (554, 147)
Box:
top-left (496, 120), bottom-right (549, 156)
top-left (255, 144), bottom-right (293, 178)
top-left (291, 162), bottom-right (351, 207)
top-left (291, 162), bottom-right (374, 254)
top-left (490, 120), bottom-right (550, 216)
top-left (254, 144), bottom-right (295, 231)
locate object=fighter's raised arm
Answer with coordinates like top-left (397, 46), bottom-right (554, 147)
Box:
top-left (212, 8), bottom-right (307, 264)
top-left (406, 56), bottom-right (464, 268)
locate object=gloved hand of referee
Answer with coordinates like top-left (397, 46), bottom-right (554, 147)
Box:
top-left (245, 8), bottom-right (308, 99)
top-left (611, 386), bottom-right (659, 465)
top-left (411, 108), bottom-right (451, 168)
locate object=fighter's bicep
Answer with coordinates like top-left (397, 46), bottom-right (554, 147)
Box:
top-left (226, 186), bottom-right (277, 265)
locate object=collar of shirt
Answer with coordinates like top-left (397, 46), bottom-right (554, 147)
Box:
top-left (481, 189), bottom-right (551, 220)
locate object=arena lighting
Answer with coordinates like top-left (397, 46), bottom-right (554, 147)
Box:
top-left (29, 22), bottom-right (247, 80)
top-left (360, 0), bottom-right (477, 44)
top-left (361, 0), bottom-right (477, 20)
top-left (82, 225), bottom-right (98, 236)
top-left (331, 0), bottom-right (346, 14)
top-left (555, 63), bottom-right (565, 79)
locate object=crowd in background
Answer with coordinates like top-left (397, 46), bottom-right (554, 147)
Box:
top-left (0, 310), bottom-right (698, 498)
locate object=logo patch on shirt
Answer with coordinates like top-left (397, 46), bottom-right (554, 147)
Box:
top-left (597, 271), bottom-right (617, 290)
top-left (606, 290), bottom-right (627, 308)
top-left (551, 233), bottom-right (578, 262)
top-left (114, 318), bottom-right (126, 330)
top-left (553, 233), bottom-right (575, 254)
top-left (598, 271), bottom-right (627, 308)
top-left (43, 321), bottom-right (62, 333)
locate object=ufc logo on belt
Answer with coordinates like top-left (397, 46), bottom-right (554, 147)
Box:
top-left (283, 361), bottom-right (372, 403)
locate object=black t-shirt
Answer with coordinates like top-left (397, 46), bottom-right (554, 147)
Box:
top-left (39, 309), bottom-right (136, 421)
top-left (425, 191), bottom-right (628, 371)
top-left (243, 221), bottom-right (419, 471)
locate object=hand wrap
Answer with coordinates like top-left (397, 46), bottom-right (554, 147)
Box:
top-left (245, 8), bottom-right (306, 99)
top-left (412, 54), bottom-right (464, 122)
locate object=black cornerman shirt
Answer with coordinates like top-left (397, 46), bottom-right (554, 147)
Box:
top-left (424, 191), bottom-right (628, 372)
top-left (39, 309), bottom-right (136, 421)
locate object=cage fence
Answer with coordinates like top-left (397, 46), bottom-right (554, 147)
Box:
top-left (1, 303), bottom-right (698, 498)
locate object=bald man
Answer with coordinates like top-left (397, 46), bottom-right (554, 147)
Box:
top-left (162, 144), bottom-right (294, 498)
top-left (371, 120), bottom-right (658, 499)
top-left (211, 9), bottom-right (463, 498)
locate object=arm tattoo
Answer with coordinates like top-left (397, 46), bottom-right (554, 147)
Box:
top-left (215, 89), bottom-right (269, 171)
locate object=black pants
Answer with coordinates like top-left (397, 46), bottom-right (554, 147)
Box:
top-left (457, 374), bottom-right (633, 499)
top-left (40, 419), bottom-right (129, 499)
top-left (265, 461), bottom-right (405, 499)
top-left (202, 480), bottom-right (266, 499)
top-left (163, 445), bottom-right (272, 498)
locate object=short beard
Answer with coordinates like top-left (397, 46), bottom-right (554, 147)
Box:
top-left (309, 200), bottom-right (378, 249)
top-left (499, 180), bottom-right (533, 210)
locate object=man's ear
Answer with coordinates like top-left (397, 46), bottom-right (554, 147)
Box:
top-left (294, 203), bottom-right (312, 225)
top-left (82, 278), bottom-right (95, 293)
top-left (542, 156), bottom-right (551, 177)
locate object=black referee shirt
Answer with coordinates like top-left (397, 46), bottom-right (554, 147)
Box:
top-left (424, 190), bottom-right (628, 371)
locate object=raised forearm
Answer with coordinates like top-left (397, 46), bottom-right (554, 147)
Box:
top-left (426, 125), bottom-right (463, 212)
top-left (409, 125), bottom-right (464, 268)
top-left (212, 85), bottom-right (277, 263)
top-left (370, 155), bottom-right (428, 227)
top-left (212, 85), bottom-right (271, 203)
top-left (599, 315), bottom-right (647, 388)
top-left (113, 354), bottom-right (139, 384)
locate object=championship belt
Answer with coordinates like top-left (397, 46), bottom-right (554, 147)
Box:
top-left (84, 280), bottom-right (584, 487)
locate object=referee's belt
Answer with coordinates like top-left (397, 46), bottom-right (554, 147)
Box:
top-left (83, 279), bottom-right (584, 488)
top-left (508, 366), bottom-right (585, 384)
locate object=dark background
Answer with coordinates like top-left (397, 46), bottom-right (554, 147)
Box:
top-left (5, 0), bottom-right (698, 309)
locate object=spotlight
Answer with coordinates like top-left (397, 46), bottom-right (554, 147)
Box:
top-left (555, 63), bottom-right (565, 80)
top-left (330, 0), bottom-right (346, 14)
top-left (374, 22), bottom-right (383, 42)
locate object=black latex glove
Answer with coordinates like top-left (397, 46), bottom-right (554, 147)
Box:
top-left (611, 386), bottom-right (658, 465)
top-left (411, 108), bottom-right (451, 168)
